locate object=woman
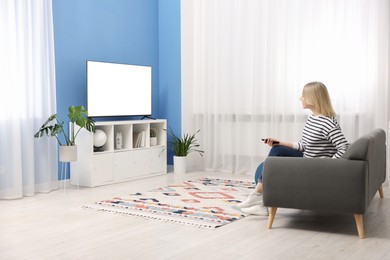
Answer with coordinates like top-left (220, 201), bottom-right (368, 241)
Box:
top-left (239, 81), bottom-right (349, 215)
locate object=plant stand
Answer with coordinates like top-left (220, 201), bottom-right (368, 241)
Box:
top-left (59, 145), bottom-right (78, 191)
top-left (60, 162), bottom-right (69, 191)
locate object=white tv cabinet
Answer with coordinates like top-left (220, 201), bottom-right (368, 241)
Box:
top-left (70, 119), bottom-right (167, 187)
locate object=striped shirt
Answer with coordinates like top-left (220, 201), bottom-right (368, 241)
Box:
top-left (292, 115), bottom-right (349, 158)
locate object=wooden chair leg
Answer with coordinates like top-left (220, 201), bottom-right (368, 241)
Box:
top-left (354, 214), bottom-right (364, 239)
top-left (378, 185), bottom-right (384, 198)
top-left (267, 207), bottom-right (277, 229)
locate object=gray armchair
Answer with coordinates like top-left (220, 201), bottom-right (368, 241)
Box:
top-left (262, 128), bottom-right (386, 239)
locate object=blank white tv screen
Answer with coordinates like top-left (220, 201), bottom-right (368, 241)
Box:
top-left (87, 61), bottom-right (152, 117)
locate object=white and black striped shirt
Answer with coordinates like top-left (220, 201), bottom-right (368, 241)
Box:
top-left (293, 115), bottom-right (349, 158)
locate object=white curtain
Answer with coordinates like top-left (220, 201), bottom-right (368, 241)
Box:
top-left (181, 0), bottom-right (389, 176)
top-left (0, 0), bottom-right (58, 199)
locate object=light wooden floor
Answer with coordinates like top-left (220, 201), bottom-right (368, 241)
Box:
top-left (1, 171), bottom-right (389, 260)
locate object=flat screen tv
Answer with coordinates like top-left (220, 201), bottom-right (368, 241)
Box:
top-left (87, 60), bottom-right (152, 117)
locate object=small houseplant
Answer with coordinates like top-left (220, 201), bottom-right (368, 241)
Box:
top-left (166, 127), bottom-right (204, 174)
top-left (34, 105), bottom-right (96, 162)
top-left (150, 128), bottom-right (158, 146)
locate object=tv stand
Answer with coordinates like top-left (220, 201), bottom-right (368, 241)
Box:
top-left (141, 115), bottom-right (156, 120)
top-left (70, 119), bottom-right (167, 187)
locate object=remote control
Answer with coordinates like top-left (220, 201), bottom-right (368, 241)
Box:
top-left (261, 138), bottom-right (279, 145)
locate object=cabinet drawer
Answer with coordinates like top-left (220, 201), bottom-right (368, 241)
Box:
top-left (92, 153), bottom-right (113, 185)
top-left (149, 147), bottom-right (166, 174)
top-left (114, 151), bottom-right (132, 180)
top-left (132, 150), bottom-right (150, 177)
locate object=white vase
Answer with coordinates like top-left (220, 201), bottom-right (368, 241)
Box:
top-left (59, 145), bottom-right (77, 162)
top-left (173, 156), bottom-right (187, 174)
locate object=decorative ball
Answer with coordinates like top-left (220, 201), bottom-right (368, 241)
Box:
top-left (93, 129), bottom-right (107, 147)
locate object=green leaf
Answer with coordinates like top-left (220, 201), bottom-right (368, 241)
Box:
top-left (34, 105), bottom-right (95, 146)
top-left (167, 127), bottom-right (204, 157)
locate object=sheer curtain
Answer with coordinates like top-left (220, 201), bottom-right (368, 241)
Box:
top-left (0, 0), bottom-right (58, 199)
top-left (181, 0), bottom-right (389, 177)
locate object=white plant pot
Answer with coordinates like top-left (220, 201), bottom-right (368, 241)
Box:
top-left (150, 137), bottom-right (158, 146)
top-left (173, 156), bottom-right (187, 174)
top-left (59, 145), bottom-right (77, 162)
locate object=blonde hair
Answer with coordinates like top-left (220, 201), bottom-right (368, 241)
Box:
top-left (302, 82), bottom-right (336, 117)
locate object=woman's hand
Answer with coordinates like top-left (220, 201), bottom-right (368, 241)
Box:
top-left (262, 138), bottom-right (280, 146)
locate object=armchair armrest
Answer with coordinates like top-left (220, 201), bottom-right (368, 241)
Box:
top-left (262, 157), bottom-right (368, 214)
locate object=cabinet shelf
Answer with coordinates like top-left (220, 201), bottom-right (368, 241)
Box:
top-left (70, 119), bottom-right (167, 187)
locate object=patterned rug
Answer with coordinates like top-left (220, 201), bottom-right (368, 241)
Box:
top-left (83, 177), bottom-right (255, 229)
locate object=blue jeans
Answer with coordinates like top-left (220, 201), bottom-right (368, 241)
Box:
top-left (255, 146), bottom-right (303, 184)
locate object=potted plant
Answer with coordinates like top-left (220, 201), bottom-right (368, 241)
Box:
top-left (34, 105), bottom-right (96, 162)
top-left (150, 128), bottom-right (158, 146)
top-left (166, 127), bottom-right (204, 174)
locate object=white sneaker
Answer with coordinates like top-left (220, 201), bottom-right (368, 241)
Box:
top-left (237, 192), bottom-right (263, 209)
top-left (241, 205), bottom-right (269, 216)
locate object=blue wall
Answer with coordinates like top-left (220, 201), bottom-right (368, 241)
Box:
top-left (158, 0), bottom-right (181, 165)
top-left (52, 0), bottom-right (181, 178)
